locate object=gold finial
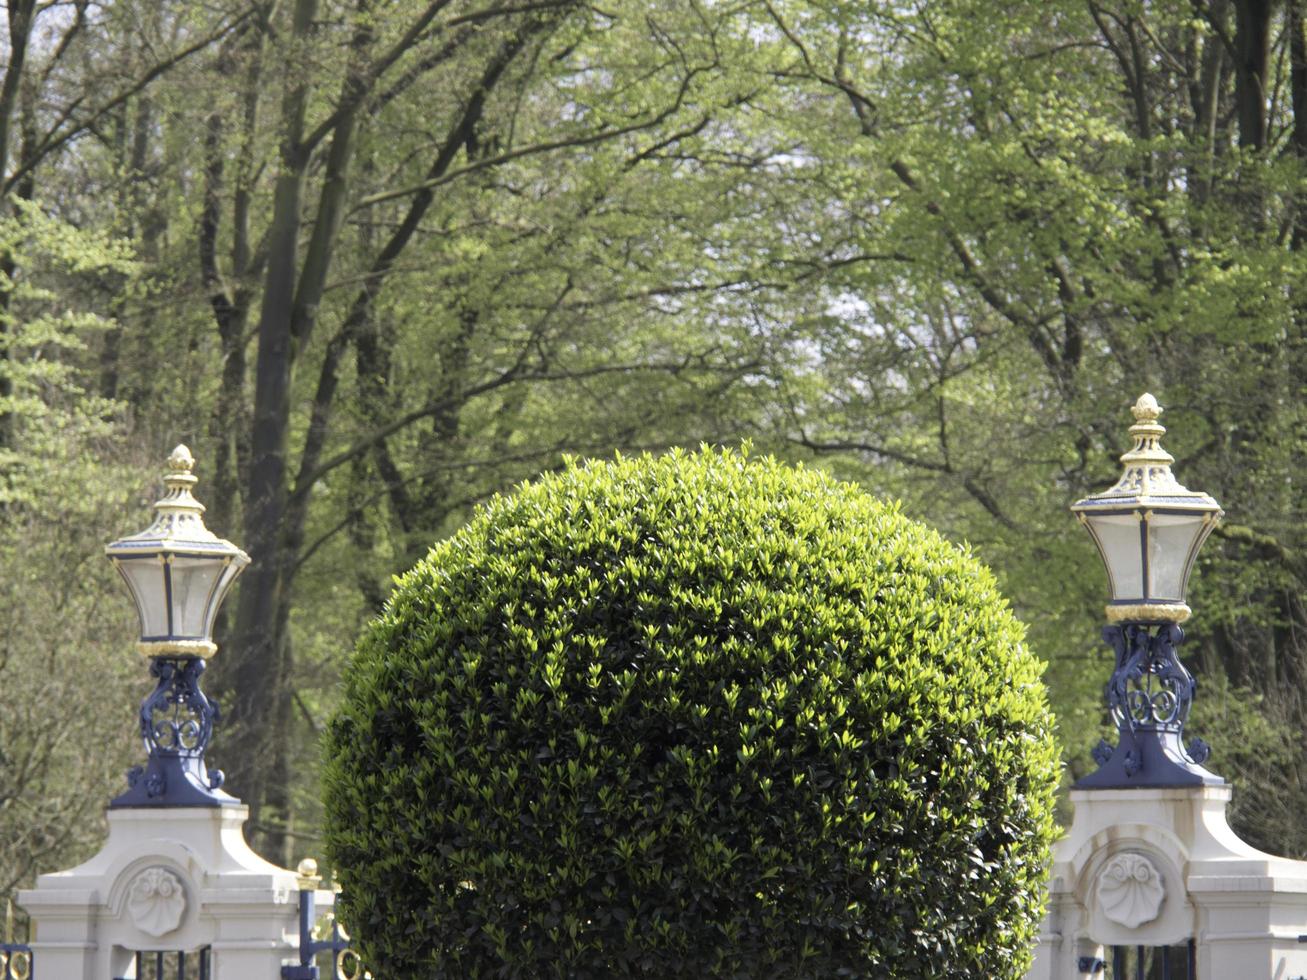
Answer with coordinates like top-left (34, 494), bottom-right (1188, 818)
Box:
top-left (167, 444), bottom-right (195, 473)
top-left (296, 857), bottom-right (322, 890)
top-left (155, 444), bottom-right (204, 515)
top-left (163, 444), bottom-right (199, 490)
top-left (1120, 392), bottom-right (1173, 470)
top-left (1131, 392), bottom-right (1161, 422)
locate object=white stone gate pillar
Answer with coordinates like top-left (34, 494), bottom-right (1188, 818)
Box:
top-left (15, 446), bottom-right (320, 978)
top-left (1027, 397), bottom-right (1307, 978)
top-left (19, 805), bottom-right (302, 979)
top-left (1027, 784), bottom-right (1307, 979)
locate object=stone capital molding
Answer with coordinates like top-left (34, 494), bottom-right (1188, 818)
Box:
top-left (126, 866), bottom-right (187, 937)
top-left (1097, 852), bottom-right (1164, 929)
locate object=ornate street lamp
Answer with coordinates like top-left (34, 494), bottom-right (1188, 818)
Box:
top-left (105, 445), bottom-right (249, 807)
top-left (1072, 394), bottom-right (1223, 788)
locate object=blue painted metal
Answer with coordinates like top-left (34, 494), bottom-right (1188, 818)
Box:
top-left (282, 887), bottom-right (355, 980)
top-left (111, 657), bottom-right (237, 808)
top-left (0, 941), bottom-right (32, 979)
top-left (1076, 623), bottom-right (1223, 790)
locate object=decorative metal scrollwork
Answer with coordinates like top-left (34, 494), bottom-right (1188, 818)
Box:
top-left (1104, 624), bottom-right (1195, 733)
top-left (113, 655), bottom-right (232, 807)
top-left (1081, 622), bottom-right (1218, 787)
top-left (283, 864), bottom-right (370, 980)
top-left (0, 944), bottom-right (32, 980)
top-left (1100, 623), bottom-right (1201, 753)
top-left (1123, 747), bottom-right (1141, 776)
top-left (140, 657), bottom-right (220, 769)
top-left (337, 948), bottom-right (365, 980)
top-left (1091, 739), bottom-right (1114, 766)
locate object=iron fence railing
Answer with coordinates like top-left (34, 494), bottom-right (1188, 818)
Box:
top-left (0, 941), bottom-right (32, 980)
top-left (281, 882), bottom-right (364, 980)
top-left (114, 947), bottom-right (211, 980)
top-left (1081, 941), bottom-right (1197, 979)
top-left (2, 900), bottom-right (31, 980)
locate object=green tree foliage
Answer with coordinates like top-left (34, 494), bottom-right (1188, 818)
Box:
top-left (6, 0), bottom-right (1307, 884)
top-left (1, 0), bottom-right (805, 869)
top-left (118, 0), bottom-right (789, 857)
top-left (745, 0), bottom-right (1307, 849)
top-left (324, 448), bottom-right (1059, 978)
top-left (0, 203), bottom-right (142, 911)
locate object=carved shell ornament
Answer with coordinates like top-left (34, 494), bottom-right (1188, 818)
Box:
top-left (1097, 853), bottom-right (1165, 928)
top-left (127, 866), bottom-right (187, 937)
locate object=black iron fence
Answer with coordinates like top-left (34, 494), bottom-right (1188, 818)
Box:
top-left (1082, 941), bottom-right (1197, 979)
top-left (1112, 941), bottom-right (1196, 979)
top-left (115, 947), bottom-right (212, 980)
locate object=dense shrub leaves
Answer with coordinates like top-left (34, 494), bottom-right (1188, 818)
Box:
top-left (323, 448), bottom-right (1059, 978)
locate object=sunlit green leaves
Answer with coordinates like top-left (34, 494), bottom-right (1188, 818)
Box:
top-left (324, 447), bottom-right (1059, 977)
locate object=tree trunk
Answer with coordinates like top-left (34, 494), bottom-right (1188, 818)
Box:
top-left (0, 0), bottom-right (37, 449)
top-left (222, 0), bottom-right (319, 860)
top-left (1234, 0), bottom-right (1272, 149)
top-left (220, 4), bottom-right (567, 861)
top-left (224, 170), bottom-right (303, 861)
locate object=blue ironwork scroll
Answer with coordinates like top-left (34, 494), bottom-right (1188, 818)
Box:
top-left (1077, 624), bottom-right (1221, 789)
top-left (282, 886), bottom-right (364, 980)
top-left (112, 656), bottom-right (234, 808)
top-left (0, 941), bottom-right (32, 980)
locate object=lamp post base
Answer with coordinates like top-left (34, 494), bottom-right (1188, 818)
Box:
top-left (1074, 728), bottom-right (1223, 790)
top-left (113, 656), bottom-right (235, 807)
top-left (1076, 622), bottom-right (1222, 790)
top-left (1025, 784), bottom-right (1307, 980)
top-left (110, 754), bottom-right (239, 808)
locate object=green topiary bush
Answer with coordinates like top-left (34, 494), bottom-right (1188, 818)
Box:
top-left (323, 448), bottom-right (1059, 978)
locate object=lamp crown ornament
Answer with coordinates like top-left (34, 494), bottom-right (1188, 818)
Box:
top-left (1072, 393), bottom-right (1224, 790)
top-left (162, 443), bottom-right (199, 492)
top-left (1120, 391), bottom-right (1173, 471)
top-left (1089, 392), bottom-right (1205, 506)
top-left (105, 444), bottom-right (249, 808)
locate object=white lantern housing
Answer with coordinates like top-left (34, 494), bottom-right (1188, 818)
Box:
top-left (106, 445), bottom-right (249, 657)
top-left (1071, 394), bottom-right (1222, 624)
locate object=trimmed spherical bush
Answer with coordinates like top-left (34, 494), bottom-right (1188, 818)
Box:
top-left (323, 448), bottom-right (1058, 978)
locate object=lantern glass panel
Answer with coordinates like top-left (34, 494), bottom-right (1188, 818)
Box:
top-left (118, 558), bottom-right (170, 638)
top-left (1085, 513), bottom-right (1143, 601)
top-left (168, 556), bottom-right (226, 639)
top-left (208, 560), bottom-right (243, 636)
top-left (1147, 513), bottom-right (1205, 601)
